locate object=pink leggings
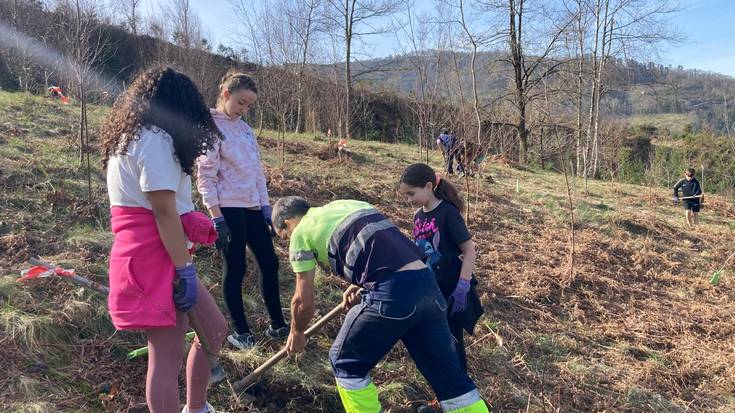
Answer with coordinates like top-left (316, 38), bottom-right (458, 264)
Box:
top-left (144, 280), bottom-right (227, 413)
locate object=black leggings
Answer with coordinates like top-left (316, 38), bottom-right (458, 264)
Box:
top-left (221, 208), bottom-right (286, 334)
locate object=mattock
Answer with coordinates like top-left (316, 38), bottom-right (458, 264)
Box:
top-left (230, 303), bottom-right (344, 396)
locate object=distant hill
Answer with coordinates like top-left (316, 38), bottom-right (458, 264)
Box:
top-left (335, 50), bottom-right (735, 135)
top-left (3, 0), bottom-right (733, 139)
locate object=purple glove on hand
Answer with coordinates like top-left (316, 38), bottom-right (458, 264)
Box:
top-left (213, 216), bottom-right (231, 252)
top-left (261, 205), bottom-right (275, 237)
top-left (173, 263), bottom-right (198, 312)
top-left (449, 278), bottom-right (471, 316)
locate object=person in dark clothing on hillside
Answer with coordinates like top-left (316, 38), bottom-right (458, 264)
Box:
top-left (673, 168), bottom-right (703, 227)
top-left (436, 129), bottom-right (462, 175)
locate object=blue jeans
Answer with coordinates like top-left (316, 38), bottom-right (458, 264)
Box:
top-left (329, 268), bottom-right (478, 402)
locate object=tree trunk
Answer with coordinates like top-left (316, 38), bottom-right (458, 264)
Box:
top-left (78, 84), bottom-right (85, 166)
top-left (295, 94), bottom-right (302, 134)
top-left (589, 1), bottom-right (611, 180)
top-left (84, 90), bottom-right (92, 204)
top-left (344, 1), bottom-right (353, 139)
top-left (575, 0), bottom-right (584, 177)
top-left (583, 0), bottom-right (602, 192)
top-left (518, 111), bottom-right (528, 164)
top-left (509, 0), bottom-right (528, 164)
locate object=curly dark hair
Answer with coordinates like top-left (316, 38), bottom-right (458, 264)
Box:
top-left (100, 66), bottom-right (222, 175)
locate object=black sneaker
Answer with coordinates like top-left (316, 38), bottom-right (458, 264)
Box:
top-left (265, 324), bottom-right (289, 339)
top-left (227, 332), bottom-right (256, 350)
top-left (208, 365), bottom-right (226, 386)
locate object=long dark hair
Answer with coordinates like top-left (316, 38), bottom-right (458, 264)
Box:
top-left (100, 66), bottom-right (222, 175)
top-left (400, 163), bottom-right (465, 213)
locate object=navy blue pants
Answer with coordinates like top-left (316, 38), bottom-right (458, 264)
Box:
top-left (329, 268), bottom-right (478, 402)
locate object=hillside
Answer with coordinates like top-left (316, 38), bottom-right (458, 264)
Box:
top-left (346, 51), bottom-right (735, 135)
top-left (1, 91), bottom-right (735, 412)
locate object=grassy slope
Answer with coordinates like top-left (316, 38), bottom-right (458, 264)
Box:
top-left (1, 91), bottom-right (734, 412)
top-left (628, 113), bottom-right (694, 136)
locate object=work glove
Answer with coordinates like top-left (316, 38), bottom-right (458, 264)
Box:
top-left (672, 195), bottom-right (679, 206)
top-left (448, 278), bottom-right (471, 316)
top-left (173, 263), bottom-right (198, 312)
top-left (261, 205), bottom-right (276, 237)
top-left (213, 216), bottom-right (231, 252)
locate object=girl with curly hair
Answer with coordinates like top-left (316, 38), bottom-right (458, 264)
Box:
top-left (101, 66), bottom-right (227, 413)
top-left (196, 70), bottom-right (288, 350)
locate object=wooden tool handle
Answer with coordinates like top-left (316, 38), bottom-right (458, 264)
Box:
top-left (232, 303), bottom-right (344, 392)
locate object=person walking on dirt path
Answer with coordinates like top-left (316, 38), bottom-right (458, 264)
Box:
top-left (271, 197), bottom-right (490, 413)
top-left (101, 66), bottom-right (228, 413)
top-left (436, 129), bottom-right (462, 175)
top-left (673, 168), bottom-right (703, 227)
top-left (397, 163), bottom-right (484, 377)
top-left (196, 70), bottom-right (289, 351)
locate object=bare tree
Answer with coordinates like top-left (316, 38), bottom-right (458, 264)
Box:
top-left (168, 0), bottom-right (197, 49)
top-left (324, 30), bottom-right (348, 137)
top-left (230, 0), bottom-right (303, 160)
top-left (257, 66), bottom-right (298, 165)
top-left (285, 0), bottom-right (323, 133)
top-left (579, 0), bottom-right (680, 190)
top-left (426, 0), bottom-right (501, 220)
top-left (324, 0), bottom-right (400, 138)
top-left (561, 0), bottom-right (592, 178)
top-left (120, 0), bottom-right (142, 36)
top-left (53, 0), bottom-right (112, 203)
top-left (542, 79), bottom-right (576, 284)
top-left (395, 0), bottom-right (447, 161)
top-left (499, 0), bottom-right (571, 165)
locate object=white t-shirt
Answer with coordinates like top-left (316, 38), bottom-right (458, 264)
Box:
top-left (107, 126), bottom-right (195, 215)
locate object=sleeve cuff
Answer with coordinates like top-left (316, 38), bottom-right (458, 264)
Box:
top-left (291, 260), bottom-right (317, 273)
top-left (202, 195), bottom-right (220, 209)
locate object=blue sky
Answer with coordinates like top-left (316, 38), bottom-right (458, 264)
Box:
top-left (150, 0), bottom-right (735, 77)
top-left (662, 0), bottom-right (735, 76)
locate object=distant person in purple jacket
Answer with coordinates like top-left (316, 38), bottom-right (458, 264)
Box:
top-left (436, 129), bottom-right (462, 175)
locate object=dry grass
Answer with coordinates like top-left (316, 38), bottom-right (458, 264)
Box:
top-left (1, 91), bottom-right (734, 412)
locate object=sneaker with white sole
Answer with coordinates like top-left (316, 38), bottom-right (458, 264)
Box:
top-left (181, 401), bottom-right (215, 413)
top-left (265, 324), bottom-right (289, 339)
top-left (227, 332), bottom-right (256, 350)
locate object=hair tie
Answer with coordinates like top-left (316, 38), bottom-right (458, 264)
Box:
top-left (435, 172), bottom-right (442, 188)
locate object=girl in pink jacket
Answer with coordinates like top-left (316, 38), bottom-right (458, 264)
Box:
top-left (102, 66), bottom-right (227, 413)
top-left (196, 71), bottom-right (288, 350)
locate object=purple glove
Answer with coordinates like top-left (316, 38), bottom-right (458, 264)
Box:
top-left (449, 278), bottom-right (471, 316)
top-left (261, 205), bottom-right (275, 237)
top-left (173, 263), bottom-right (198, 312)
top-left (213, 216), bottom-right (231, 253)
